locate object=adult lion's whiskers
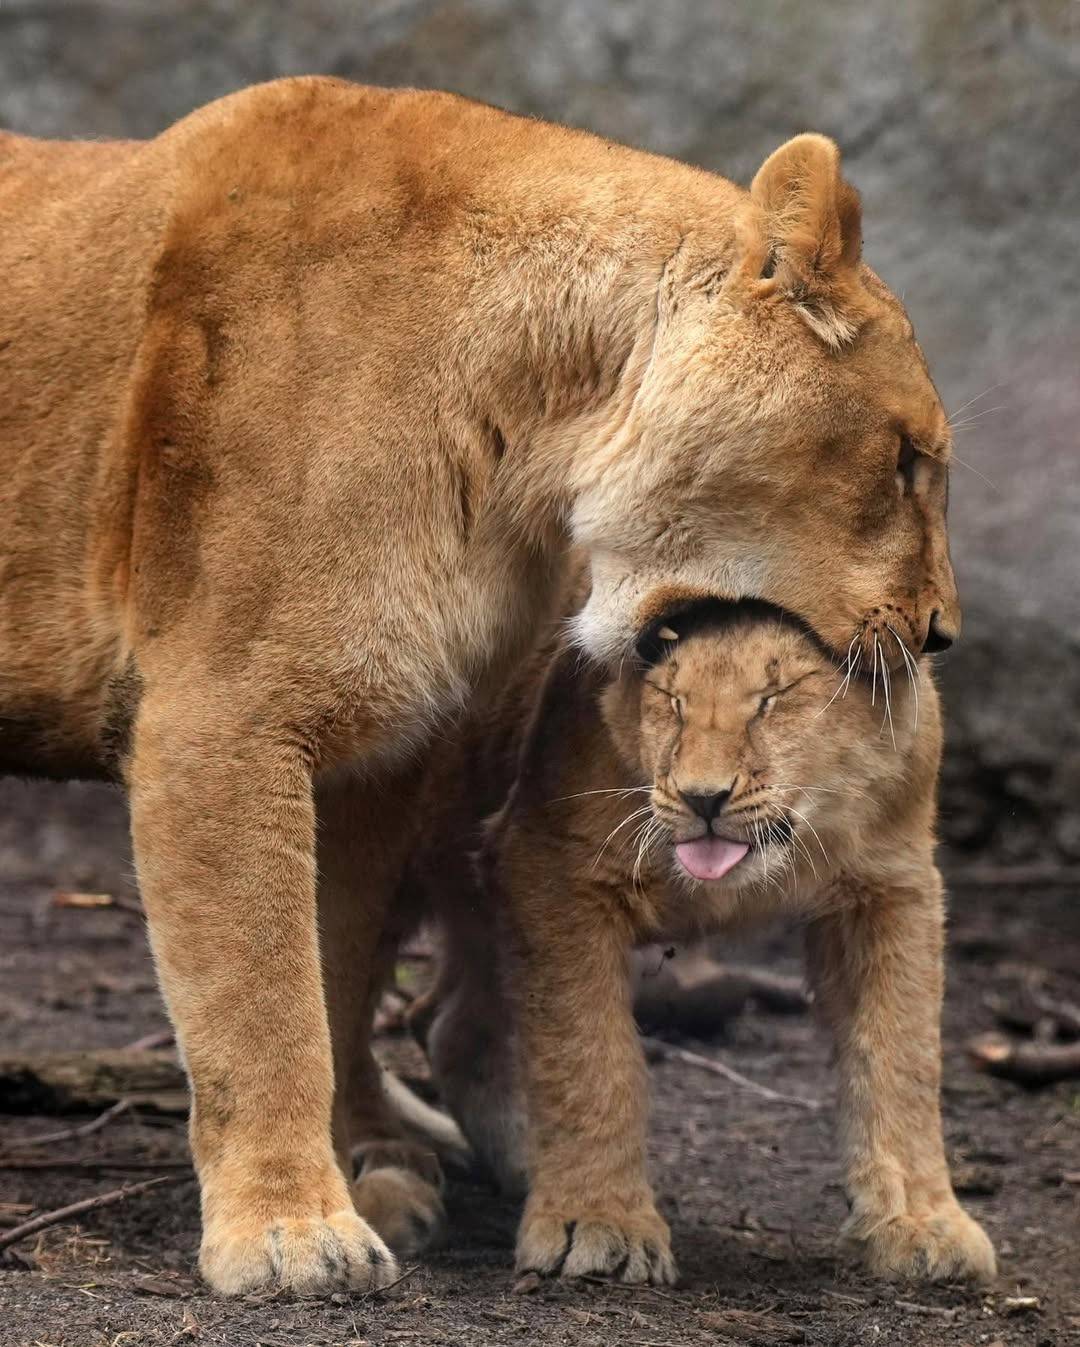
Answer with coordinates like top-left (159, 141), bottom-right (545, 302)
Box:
top-left (947, 405), bottom-right (1004, 433)
top-left (885, 624), bottom-right (920, 733)
top-left (876, 634), bottom-right (897, 750)
top-left (817, 633), bottom-right (860, 718)
top-left (949, 450), bottom-right (1000, 494)
top-left (843, 648), bottom-right (863, 699)
top-left (946, 382), bottom-right (1003, 424)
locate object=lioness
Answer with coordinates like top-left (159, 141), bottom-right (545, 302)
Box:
top-left (420, 598), bottom-right (995, 1285)
top-left (0, 77), bottom-right (958, 1295)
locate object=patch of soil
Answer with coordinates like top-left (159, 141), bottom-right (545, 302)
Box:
top-left (1, 780), bottom-right (1077, 1346)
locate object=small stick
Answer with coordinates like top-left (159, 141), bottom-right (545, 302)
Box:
top-left (968, 1033), bottom-right (1080, 1084)
top-left (362, 1262), bottom-right (419, 1299)
top-left (123, 1029), bottom-right (175, 1052)
top-left (0, 1099), bottom-right (132, 1153)
top-left (641, 1037), bottom-right (821, 1110)
top-left (0, 1158), bottom-right (191, 1171)
top-left (0, 1174), bottom-right (189, 1253)
top-left (580, 1275), bottom-right (679, 1301)
top-left (894, 1298), bottom-right (956, 1318)
top-left (51, 890), bottom-right (144, 915)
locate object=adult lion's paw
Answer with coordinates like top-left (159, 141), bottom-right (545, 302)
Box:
top-left (200, 1209), bottom-right (398, 1296)
top-left (516, 1203), bottom-right (676, 1286)
top-left (844, 1200), bottom-right (996, 1283)
top-left (352, 1165), bottom-right (446, 1257)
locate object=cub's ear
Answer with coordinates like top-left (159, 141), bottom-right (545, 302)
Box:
top-left (731, 134), bottom-right (865, 348)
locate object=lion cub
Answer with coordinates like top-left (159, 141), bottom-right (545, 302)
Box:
top-left (435, 598), bottom-right (995, 1287)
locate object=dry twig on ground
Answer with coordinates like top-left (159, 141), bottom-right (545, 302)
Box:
top-left (968, 1032), bottom-right (1080, 1084)
top-left (641, 1037), bottom-right (821, 1110)
top-left (0, 1099), bottom-right (132, 1153)
top-left (0, 1175), bottom-right (190, 1254)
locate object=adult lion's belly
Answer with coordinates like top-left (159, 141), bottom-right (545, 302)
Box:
top-left (321, 541), bottom-right (566, 775)
top-left (0, 135), bottom-right (166, 780)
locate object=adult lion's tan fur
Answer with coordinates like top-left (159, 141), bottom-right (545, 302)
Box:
top-left (1, 78), bottom-right (958, 1294)
top-left (416, 599), bottom-right (995, 1286)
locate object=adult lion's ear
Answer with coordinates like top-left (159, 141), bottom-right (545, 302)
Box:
top-left (751, 134), bottom-right (861, 279)
top-left (731, 134), bottom-right (865, 348)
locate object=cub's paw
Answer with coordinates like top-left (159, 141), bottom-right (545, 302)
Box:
top-left (200, 1208), bottom-right (398, 1296)
top-left (844, 1201), bottom-right (996, 1283)
top-left (352, 1165), bottom-right (445, 1257)
top-left (516, 1202), bottom-right (676, 1286)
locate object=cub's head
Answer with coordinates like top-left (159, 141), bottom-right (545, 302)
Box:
top-left (573, 134), bottom-right (958, 675)
top-left (601, 599), bottom-right (938, 893)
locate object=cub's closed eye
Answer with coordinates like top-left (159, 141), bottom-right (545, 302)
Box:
top-left (643, 679), bottom-right (683, 720)
top-left (757, 673), bottom-right (818, 715)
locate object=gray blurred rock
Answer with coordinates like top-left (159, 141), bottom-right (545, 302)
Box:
top-left (1, 0), bottom-right (1077, 860)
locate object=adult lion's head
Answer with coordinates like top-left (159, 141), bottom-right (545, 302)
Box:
top-left (572, 134), bottom-right (958, 675)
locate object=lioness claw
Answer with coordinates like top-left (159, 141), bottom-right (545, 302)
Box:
top-left (200, 1209), bottom-right (397, 1296)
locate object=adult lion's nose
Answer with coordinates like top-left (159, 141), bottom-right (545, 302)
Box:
top-left (921, 610), bottom-right (958, 654)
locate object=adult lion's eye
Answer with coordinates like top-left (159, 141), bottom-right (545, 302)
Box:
top-left (896, 434), bottom-right (917, 495)
top-left (759, 693), bottom-right (777, 716)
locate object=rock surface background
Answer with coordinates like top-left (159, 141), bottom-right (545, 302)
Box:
top-left (1, 0), bottom-right (1077, 864)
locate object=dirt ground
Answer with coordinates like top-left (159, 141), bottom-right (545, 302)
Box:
top-left (1, 781), bottom-right (1077, 1347)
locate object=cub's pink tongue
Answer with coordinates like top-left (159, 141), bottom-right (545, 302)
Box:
top-left (675, 836), bottom-right (750, 881)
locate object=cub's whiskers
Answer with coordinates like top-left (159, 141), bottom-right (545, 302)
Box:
top-left (553, 785), bottom-right (652, 804)
top-left (593, 804), bottom-right (654, 868)
top-left (784, 804), bottom-right (830, 871)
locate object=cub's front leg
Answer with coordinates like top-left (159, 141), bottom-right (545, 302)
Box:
top-left (505, 833), bottom-right (676, 1286)
top-left (806, 870), bottom-right (996, 1283)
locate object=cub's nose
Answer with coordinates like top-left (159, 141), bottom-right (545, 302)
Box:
top-left (921, 610), bottom-right (958, 654)
top-left (679, 788), bottom-right (731, 821)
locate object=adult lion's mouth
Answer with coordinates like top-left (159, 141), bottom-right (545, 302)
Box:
top-left (674, 835), bottom-right (750, 881)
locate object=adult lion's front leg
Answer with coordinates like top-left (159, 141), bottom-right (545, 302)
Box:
top-left (807, 872), bottom-right (996, 1283)
top-left (128, 686), bottom-right (397, 1296)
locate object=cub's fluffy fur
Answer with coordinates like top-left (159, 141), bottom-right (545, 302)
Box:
top-left (415, 598), bottom-right (995, 1286)
top-left (1, 78), bottom-right (957, 1294)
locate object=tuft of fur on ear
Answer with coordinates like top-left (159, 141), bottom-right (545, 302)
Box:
top-left (735, 134), bottom-right (866, 350)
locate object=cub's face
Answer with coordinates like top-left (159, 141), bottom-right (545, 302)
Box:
top-left (572, 135), bottom-right (958, 675)
top-left (603, 609), bottom-right (928, 893)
